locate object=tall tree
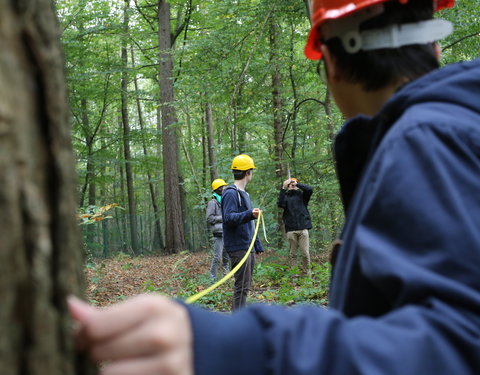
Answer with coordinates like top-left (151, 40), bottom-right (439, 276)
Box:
top-left (158, 0), bottom-right (186, 253)
top-left (269, 15), bottom-right (285, 179)
top-left (121, 0), bottom-right (140, 255)
top-left (131, 45), bottom-right (165, 251)
top-left (0, 0), bottom-right (91, 373)
top-left (206, 103), bottom-right (218, 181)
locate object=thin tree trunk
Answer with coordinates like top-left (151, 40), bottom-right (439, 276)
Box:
top-left (269, 17), bottom-right (285, 179)
top-left (121, 0), bottom-right (139, 255)
top-left (201, 112), bottom-right (208, 189)
top-left (325, 88), bottom-right (336, 159)
top-left (130, 45), bottom-right (164, 251)
top-left (0, 1), bottom-right (93, 374)
top-left (81, 99), bottom-right (97, 255)
top-left (158, 0), bottom-right (186, 254)
top-left (99, 139), bottom-right (110, 258)
top-left (117, 129), bottom-right (129, 252)
top-left (206, 103), bottom-right (218, 181)
top-left (289, 24), bottom-right (299, 174)
top-left (268, 16), bottom-right (287, 245)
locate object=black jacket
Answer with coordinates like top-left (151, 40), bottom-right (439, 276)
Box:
top-left (277, 183), bottom-right (313, 232)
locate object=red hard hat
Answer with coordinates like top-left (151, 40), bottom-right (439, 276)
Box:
top-left (305, 0), bottom-right (455, 60)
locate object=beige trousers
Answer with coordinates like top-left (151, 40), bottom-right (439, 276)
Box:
top-left (286, 229), bottom-right (310, 273)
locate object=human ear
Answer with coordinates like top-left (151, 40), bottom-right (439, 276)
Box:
top-left (321, 45), bottom-right (339, 82)
top-left (434, 43), bottom-right (441, 61)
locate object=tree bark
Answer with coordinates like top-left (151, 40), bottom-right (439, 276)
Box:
top-left (269, 17), bottom-right (285, 179)
top-left (0, 1), bottom-right (93, 374)
top-left (289, 24), bottom-right (299, 174)
top-left (201, 113), bottom-right (208, 189)
top-left (121, 0), bottom-right (140, 255)
top-left (158, 0), bottom-right (186, 254)
top-left (269, 16), bottom-right (286, 244)
top-left (206, 103), bottom-right (218, 181)
top-left (131, 45), bottom-right (164, 251)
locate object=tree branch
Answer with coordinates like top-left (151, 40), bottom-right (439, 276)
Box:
top-left (442, 31), bottom-right (480, 51)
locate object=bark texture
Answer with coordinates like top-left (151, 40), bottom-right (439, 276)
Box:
top-left (0, 1), bottom-right (92, 374)
top-left (121, 0), bottom-right (139, 255)
top-left (158, 0), bottom-right (186, 254)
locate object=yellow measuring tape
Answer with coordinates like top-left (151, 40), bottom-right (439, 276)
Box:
top-left (185, 211), bottom-right (263, 304)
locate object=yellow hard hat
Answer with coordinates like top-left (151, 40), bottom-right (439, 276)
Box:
top-left (211, 178), bottom-right (228, 191)
top-left (231, 154), bottom-right (256, 171)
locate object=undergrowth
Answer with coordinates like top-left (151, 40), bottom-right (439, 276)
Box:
top-left (144, 259), bottom-right (331, 312)
top-left (86, 251), bottom-right (331, 312)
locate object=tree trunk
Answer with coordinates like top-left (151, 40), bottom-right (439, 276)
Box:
top-left (206, 103), bottom-right (218, 181)
top-left (117, 127), bottom-right (129, 253)
top-left (269, 17), bottom-right (285, 179)
top-left (158, 0), bottom-right (186, 254)
top-left (201, 113), bottom-right (208, 189)
top-left (81, 99), bottom-right (97, 255)
top-left (100, 146), bottom-right (110, 258)
top-left (325, 88), bottom-right (336, 159)
top-left (0, 1), bottom-right (93, 374)
top-left (131, 46), bottom-right (164, 251)
top-left (269, 16), bottom-right (286, 244)
top-left (289, 24), bottom-right (299, 174)
top-left (121, 0), bottom-right (139, 255)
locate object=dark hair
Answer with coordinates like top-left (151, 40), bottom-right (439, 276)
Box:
top-left (324, 0), bottom-right (439, 91)
top-left (232, 169), bottom-right (251, 180)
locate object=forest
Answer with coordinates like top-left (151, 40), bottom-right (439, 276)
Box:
top-left (57, 0), bottom-right (479, 260)
top-left (57, 0), bottom-right (479, 308)
top-left (1, 0), bottom-right (479, 373)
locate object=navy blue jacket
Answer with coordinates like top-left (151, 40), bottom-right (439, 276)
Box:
top-left (221, 184), bottom-right (264, 253)
top-left (277, 183), bottom-right (313, 232)
top-left (187, 59), bottom-right (480, 375)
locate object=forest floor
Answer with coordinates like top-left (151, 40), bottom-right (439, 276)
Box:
top-left (85, 251), bottom-right (211, 306)
top-left (85, 250), bottom-right (332, 311)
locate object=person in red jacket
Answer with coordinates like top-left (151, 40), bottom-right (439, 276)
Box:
top-left (70, 1), bottom-right (480, 374)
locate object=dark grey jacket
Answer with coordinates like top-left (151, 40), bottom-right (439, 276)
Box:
top-left (206, 198), bottom-right (222, 235)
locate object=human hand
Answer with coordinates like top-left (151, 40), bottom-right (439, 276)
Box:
top-left (68, 294), bottom-right (193, 375)
top-left (282, 179), bottom-right (291, 189)
top-left (252, 208), bottom-right (261, 218)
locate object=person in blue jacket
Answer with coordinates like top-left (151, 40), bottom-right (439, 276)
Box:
top-left (222, 154), bottom-right (264, 310)
top-left (69, 0), bottom-right (480, 374)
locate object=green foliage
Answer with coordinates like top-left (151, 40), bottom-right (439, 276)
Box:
top-left (141, 258), bottom-right (332, 311)
top-left (56, 0), bottom-right (478, 257)
top-left (254, 261), bottom-right (330, 306)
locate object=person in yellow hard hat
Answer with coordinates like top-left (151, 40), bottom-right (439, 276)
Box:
top-left (70, 1), bottom-right (480, 374)
top-left (206, 178), bottom-right (229, 282)
top-left (222, 154), bottom-right (264, 310)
